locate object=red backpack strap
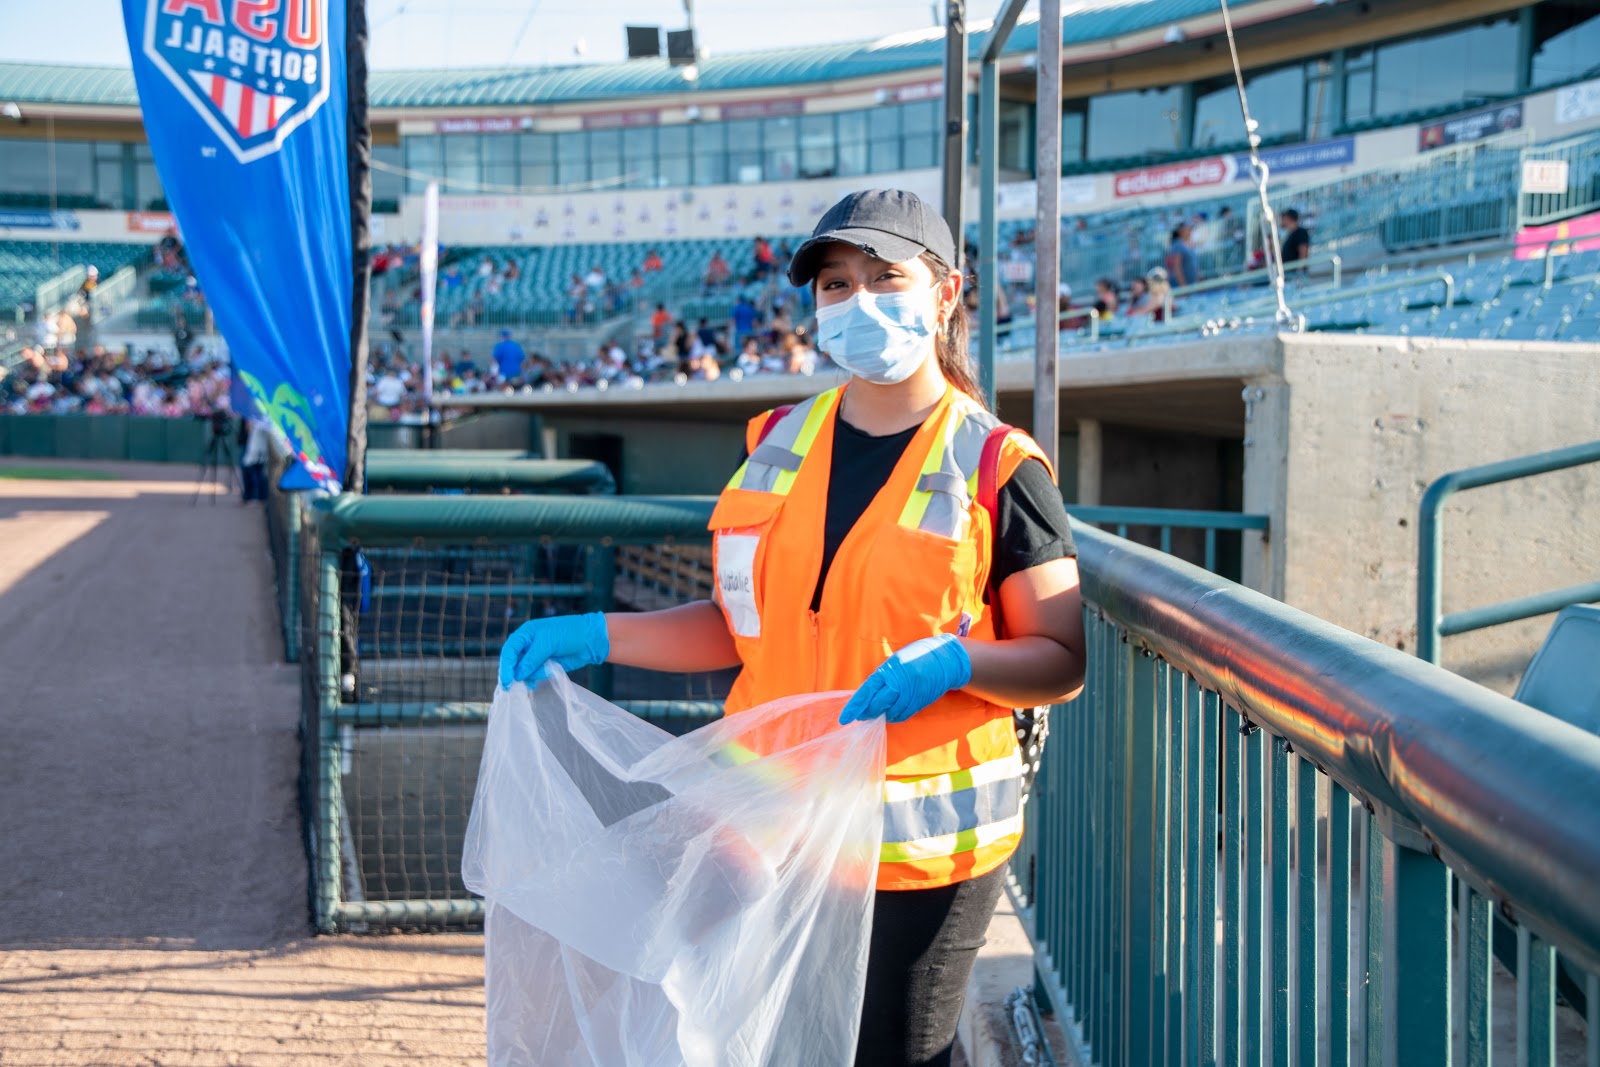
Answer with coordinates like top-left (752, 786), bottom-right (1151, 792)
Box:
top-left (977, 423), bottom-right (1014, 632)
top-left (756, 404), bottom-right (794, 448)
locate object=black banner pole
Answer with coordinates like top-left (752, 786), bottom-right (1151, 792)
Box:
top-left (344, 0), bottom-right (372, 494)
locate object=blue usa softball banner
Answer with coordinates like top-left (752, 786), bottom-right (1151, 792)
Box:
top-left (124, 0), bottom-right (352, 490)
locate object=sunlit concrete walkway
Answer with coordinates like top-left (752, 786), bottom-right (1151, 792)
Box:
top-left (0, 461), bottom-right (486, 1065)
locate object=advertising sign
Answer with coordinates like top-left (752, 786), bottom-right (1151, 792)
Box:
top-left (1419, 102), bottom-right (1523, 151)
top-left (1522, 160), bottom-right (1570, 195)
top-left (1234, 137), bottom-right (1354, 179)
top-left (1114, 156), bottom-right (1237, 198)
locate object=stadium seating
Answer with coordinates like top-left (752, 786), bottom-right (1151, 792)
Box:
top-left (0, 242), bottom-right (149, 318)
top-left (398, 236), bottom-right (809, 328)
top-left (1003, 246), bottom-right (1600, 356)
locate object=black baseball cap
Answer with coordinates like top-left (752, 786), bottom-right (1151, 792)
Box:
top-left (787, 189), bottom-right (958, 287)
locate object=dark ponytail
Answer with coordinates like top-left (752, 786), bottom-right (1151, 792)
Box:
top-left (920, 251), bottom-right (987, 410)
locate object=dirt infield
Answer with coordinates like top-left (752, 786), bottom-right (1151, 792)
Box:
top-left (0, 461), bottom-right (486, 1065)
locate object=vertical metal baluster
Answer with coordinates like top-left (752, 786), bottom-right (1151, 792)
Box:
top-left (1088, 619), bottom-right (1107, 1053)
top-left (1295, 760), bottom-right (1318, 1067)
top-left (1385, 839), bottom-right (1451, 1066)
top-left (1460, 882), bottom-right (1492, 1067)
top-left (1244, 724), bottom-right (1266, 1067)
top-left (1204, 528), bottom-right (1218, 574)
top-left (1326, 786), bottom-right (1351, 1067)
top-left (1161, 525), bottom-right (1173, 554)
top-left (1183, 675), bottom-right (1202, 1067)
top-left (1070, 618), bottom-right (1094, 1029)
top-left (1221, 706), bottom-right (1244, 1067)
top-left (1516, 927), bottom-right (1555, 1067)
top-left (1365, 816), bottom-right (1384, 1067)
top-left (1113, 634), bottom-right (1136, 1067)
top-left (1167, 665), bottom-right (1186, 1067)
top-left (1271, 737), bottom-right (1292, 1064)
top-left (1198, 688), bottom-right (1219, 1067)
top-left (1135, 656), bottom-right (1164, 1067)
top-left (1349, 803), bottom-right (1371, 1067)
top-left (1088, 617), bottom-right (1100, 1049)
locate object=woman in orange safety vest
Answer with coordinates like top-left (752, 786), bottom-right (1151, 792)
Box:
top-left (501, 188), bottom-right (1087, 1067)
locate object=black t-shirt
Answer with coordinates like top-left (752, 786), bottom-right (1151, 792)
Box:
top-left (738, 412), bottom-right (1077, 612)
top-left (1282, 227), bottom-right (1311, 263)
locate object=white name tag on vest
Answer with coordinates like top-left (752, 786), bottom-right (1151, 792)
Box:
top-left (717, 533), bottom-right (761, 638)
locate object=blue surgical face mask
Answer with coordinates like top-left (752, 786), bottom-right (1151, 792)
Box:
top-left (814, 287), bottom-right (939, 385)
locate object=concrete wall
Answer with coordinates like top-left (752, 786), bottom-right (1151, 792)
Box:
top-left (1262, 334), bottom-right (1600, 694)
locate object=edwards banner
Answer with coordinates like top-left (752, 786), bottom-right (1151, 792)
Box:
top-left (123, 0), bottom-right (355, 490)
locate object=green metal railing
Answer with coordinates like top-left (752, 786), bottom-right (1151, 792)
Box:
top-left (1014, 522), bottom-right (1600, 1066)
top-left (299, 493), bottom-right (726, 932)
top-left (1068, 505), bottom-right (1267, 577)
top-left (1417, 440), bottom-right (1600, 665)
top-left (264, 450), bottom-right (618, 662)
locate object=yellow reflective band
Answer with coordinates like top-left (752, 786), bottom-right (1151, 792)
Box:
top-left (880, 752), bottom-right (1023, 802)
top-left (897, 411), bottom-right (965, 529)
top-left (772, 388), bottom-right (840, 496)
top-left (729, 458), bottom-right (753, 490)
top-left (878, 812), bottom-right (1024, 864)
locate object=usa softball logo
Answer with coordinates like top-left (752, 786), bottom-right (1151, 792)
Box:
top-left (142, 0), bottom-right (331, 164)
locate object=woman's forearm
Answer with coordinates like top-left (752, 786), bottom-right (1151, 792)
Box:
top-left (604, 600), bottom-right (742, 673)
top-left (960, 634), bottom-right (1086, 709)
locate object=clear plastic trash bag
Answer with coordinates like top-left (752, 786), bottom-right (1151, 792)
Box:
top-left (462, 668), bottom-right (886, 1067)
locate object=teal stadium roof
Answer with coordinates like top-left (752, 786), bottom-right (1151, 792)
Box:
top-left (0, 0), bottom-right (1273, 111)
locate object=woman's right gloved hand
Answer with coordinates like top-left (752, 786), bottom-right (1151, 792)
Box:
top-left (498, 611), bottom-right (611, 689)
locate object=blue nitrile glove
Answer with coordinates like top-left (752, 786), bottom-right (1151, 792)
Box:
top-left (838, 634), bottom-right (973, 725)
top-left (498, 612), bottom-right (610, 689)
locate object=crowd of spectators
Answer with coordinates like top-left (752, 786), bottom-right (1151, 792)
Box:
top-left (1, 342), bottom-right (231, 416)
top-left (7, 212), bottom-right (1317, 422)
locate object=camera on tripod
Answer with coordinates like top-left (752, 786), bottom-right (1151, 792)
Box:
top-left (191, 409), bottom-right (238, 504)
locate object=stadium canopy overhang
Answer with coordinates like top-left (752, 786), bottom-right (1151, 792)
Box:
top-left (0, 0), bottom-right (1529, 128)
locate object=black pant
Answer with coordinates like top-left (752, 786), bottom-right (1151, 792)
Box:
top-left (854, 863), bottom-right (1008, 1067)
top-left (240, 462), bottom-right (267, 501)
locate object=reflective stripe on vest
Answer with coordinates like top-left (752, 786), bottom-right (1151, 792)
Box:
top-left (897, 405), bottom-right (1000, 539)
top-left (729, 388), bottom-right (840, 496)
top-left (879, 751), bottom-right (1023, 862)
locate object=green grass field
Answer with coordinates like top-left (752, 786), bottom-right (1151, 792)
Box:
top-left (0, 466), bottom-right (123, 481)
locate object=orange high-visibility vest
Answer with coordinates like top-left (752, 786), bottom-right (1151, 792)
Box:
top-left (707, 383), bottom-right (1054, 891)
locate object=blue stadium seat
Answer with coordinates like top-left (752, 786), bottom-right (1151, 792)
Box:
top-left (0, 241), bottom-right (149, 316)
top-left (1514, 606), bottom-right (1600, 735)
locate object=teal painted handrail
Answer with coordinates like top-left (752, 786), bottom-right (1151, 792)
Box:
top-left (1416, 440), bottom-right (1600, 664)
top-left (1017, 522), bottom-right (1600, 1064)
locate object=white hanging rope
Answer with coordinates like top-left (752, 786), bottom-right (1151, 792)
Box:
top-left (1217, 0), bottom-right (1302, 331)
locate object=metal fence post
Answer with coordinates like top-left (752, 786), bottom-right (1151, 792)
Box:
top-left (978, 57), bottom-right (999, 410)
top-left (285, 491), bottom-right (302, 663)
top-left (316, 548), bottom-right (345, 933)
top-left (585, 544), bottom-right (617, 700)
top-left (1034, 0), bottom-right (1062, 470)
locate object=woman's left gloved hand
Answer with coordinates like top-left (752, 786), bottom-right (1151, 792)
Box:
top-left (838, 634), bottom-right (972, 725)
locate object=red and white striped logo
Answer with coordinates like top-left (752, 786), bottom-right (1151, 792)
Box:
top-left (188, 73), bottom-right (298, 139)
top-left (143, 0), bottom-right (331, 164)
